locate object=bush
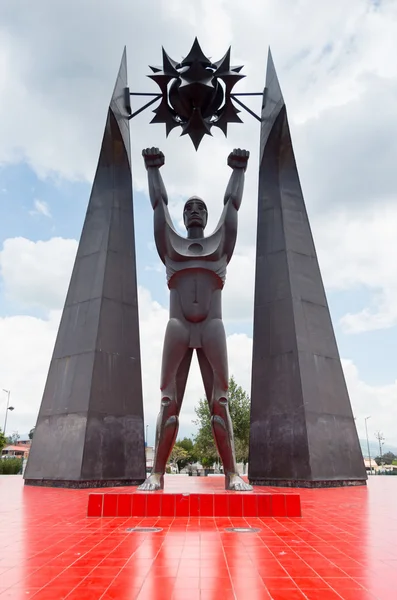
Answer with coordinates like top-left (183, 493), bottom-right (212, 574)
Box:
top-left (0, 458), bottom-right (23, 474)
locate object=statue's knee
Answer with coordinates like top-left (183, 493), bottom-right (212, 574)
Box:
top-left (212, 396), bottom-right (228, 416)
top-left (160, 396), bottom-right (178, 417)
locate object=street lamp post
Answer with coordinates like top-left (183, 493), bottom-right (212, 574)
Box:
top-left (145, 425), bottom-right (149, 446)
top-left (374, 431), bottom-right (385, 464)
top-left (365, 416), bottom-right (372, 475)
top-left (2, 389), bottom-right (14, 436)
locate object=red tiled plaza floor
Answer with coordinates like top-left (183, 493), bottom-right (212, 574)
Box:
top-left (1, 475), bottom-right (396, 600)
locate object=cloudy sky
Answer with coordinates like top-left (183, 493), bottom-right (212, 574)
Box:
top-left (0, 0), bottom-right (396, 451)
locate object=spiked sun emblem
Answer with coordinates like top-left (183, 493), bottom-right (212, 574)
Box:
top-left (148, 38), bottom-right (245, 149)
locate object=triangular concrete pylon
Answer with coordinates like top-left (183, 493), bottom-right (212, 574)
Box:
top-left (249, 50), bottom-right (367, 488)
top-left (24, 50), bottom-right (146, 488)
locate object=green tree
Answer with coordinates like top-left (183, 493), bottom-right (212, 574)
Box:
top-left (376, 451), bottom-right (396, 466)
top-left (228, 377), bottom-right (250, 470)
top-left (235, 438), bottom-right (249, 472)
top-left (28, 428), bottom-right (35, 440)
top-left (193, 376), bottom-right (251, 471)
top-left (7, 431), bottom-right (20, 445)
top-left (0, 429), bottom-right (7, 453)
top-left (169, 445), bottom-right (189, 472)
top-left (174, 438), bottom-right (198, 470)
top-left (193, 398), bottom-right (218, 468)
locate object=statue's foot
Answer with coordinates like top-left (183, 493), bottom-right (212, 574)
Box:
top-left (137, 473), bottom-right (164, 491)
top-left (226, 473), bottom-right (253, 491)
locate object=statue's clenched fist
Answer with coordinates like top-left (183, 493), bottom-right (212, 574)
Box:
top-left (227, 148), bottom-right (249, 171)
top-left (142, 147), bottom-right (165, 170)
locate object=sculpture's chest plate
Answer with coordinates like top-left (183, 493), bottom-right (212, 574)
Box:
top-left (165, 227), bottom-right (227, 287)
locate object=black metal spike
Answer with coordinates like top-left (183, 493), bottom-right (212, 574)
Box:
top-left (150, 97), bottom-right (173, 124)
top-left (165, 118), bottom-right (180, 137)
top-left (213, 47), bottom-right (231, 74)
top-left (162, 48), bottom-right (179, 76)
top-left (213, 98), bottom-right (243, 135)
top-left (180, 38), bottom-right (212, 67)
top-left (220, 71), bottom-right (246, 93)
top-left (180, 108), bottom-right (212, 149)
top-left (147, 73), bottom-right (173, 93)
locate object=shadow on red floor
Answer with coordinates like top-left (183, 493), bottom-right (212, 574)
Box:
top-left (0, 475), bottom-right (396, 600)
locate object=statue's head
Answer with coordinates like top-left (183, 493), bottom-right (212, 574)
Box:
top-left (183, 196), bottom-right (208, 230)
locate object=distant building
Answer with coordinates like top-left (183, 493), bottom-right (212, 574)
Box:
top-left (363, 458), bottom-right (378, 472)
top-left (2, 445), bottom-right (29, 459)
top-left (16, 439), bottom-right (32, 447)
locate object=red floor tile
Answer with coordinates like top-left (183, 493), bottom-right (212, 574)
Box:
top-left (258, 493), bottom-right (273, 516)
top-left (103, 583), bottom-right (141, 600)
top-left (131, 493), bottom-right (146, 517)
top-left (271, 494), bottom-right (287, 517)
top-left (228, 494), bottom-right (243, 517)
top-left (160, 494), bottom-right (175, 517)
top-left (189, 494), bottom-right (200, 517)
top-left (87, 494), bottom-right (103, 517)
top-left (102, 493), bottom-right (118, 517)
top-left (200, 494), bottom-right (214, 516)
top-left (172, 591), bottom-right (200, 600)
top-left (303, 591), bottom-right (346, 599)
top-left (264, 590), bottom-right (306, 599)
top-left (214, 493), bottom-right (229, 516)
top-left (117, 493), bottom-right (132, 517)
top-left (146, 493), bottom-right (162, 517)
top-left (243, 493), bottom-right (258, 517)
top-left (286, 493), bottom-right (302, 517)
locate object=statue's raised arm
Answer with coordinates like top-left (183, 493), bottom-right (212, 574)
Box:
top-left (224, 148), bottom-right (249, 209)
top-left (142, 147), bottom-right (171, 263)
top-left (143, 147), bottom-right (167, 208)
top-left (221, 148), bottom-right (249, 261)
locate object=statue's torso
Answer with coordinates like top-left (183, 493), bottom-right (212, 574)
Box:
top-left (153, 202), bottom-right (237, 344)
top-left (165, 227), bottom-right (227, 326)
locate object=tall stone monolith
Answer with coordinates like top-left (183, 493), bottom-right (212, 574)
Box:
top-left (24, 49), bottom-right (146, 487)
top-left (249, 51), bottom-right (366, 487)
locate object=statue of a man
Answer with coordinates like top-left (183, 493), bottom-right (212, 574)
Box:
top-left (138, 147), bottom-right (252, 491)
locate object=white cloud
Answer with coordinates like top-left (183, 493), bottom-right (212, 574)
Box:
top-left (0, 310), bottom-right (61, 436)
top-left (314, 205), bottom-right (397, 332)
top-left (29, 199), bottom-right (51, 218)
top-left (343, 358), bottom-right (397, 448)
top-left (0, 237), bottom-right (77, 311)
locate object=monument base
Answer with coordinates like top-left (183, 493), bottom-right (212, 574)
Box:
top-left (250, 479), bottom-right (367, 488)
top-left (86, 476), bottom-right (301, 518)
top-left (24, 478), bottom-right (145, 489)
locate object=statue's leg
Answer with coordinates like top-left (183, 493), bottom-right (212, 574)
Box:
top-left (138, 318), bottom-right (191, 491)
top-left (200, 318), bottom-right (252, 491)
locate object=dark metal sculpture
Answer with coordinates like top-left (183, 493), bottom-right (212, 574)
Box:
top-left (138, 147), bottom-right (252, 491)
top-left (248, 51), bottom-right (367, 487)
top-left (147, 38), bottom-right (245, 149)
top-left (24, 49), bottom-right (146, 488)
